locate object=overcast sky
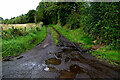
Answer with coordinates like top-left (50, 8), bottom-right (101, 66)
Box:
top-left (0, 0), bottom-right (41, 19)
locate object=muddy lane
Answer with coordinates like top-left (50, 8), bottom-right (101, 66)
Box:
top-left (2, 27), bottom-right (61, 78)
top-left (51, 26), bottom-right (120, 79)
top-left (2, 27), bottom-right (120, 79)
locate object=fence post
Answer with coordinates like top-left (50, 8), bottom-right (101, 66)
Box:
top-left (1, 27), bottom-right (3, 31)
top-left (12, 26), bottom-right (14, 30)
top-left (31, 27), bottom-right (33, 30)
top-left (24, 27), bottom-right (26, 31)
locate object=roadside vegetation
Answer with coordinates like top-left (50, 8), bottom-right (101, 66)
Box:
top-left (52, 25), bottom-right (93, 49)
top-left (1, 2), bottom-right (119, 65)
top-left (48, 26), bottom-right (59, 45)
top-left (1, 26), bottom-right (46, 58)
top-left (52, 25), bottom-right (119, 65)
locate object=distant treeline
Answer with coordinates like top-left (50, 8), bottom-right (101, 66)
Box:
top-left (1, 10), bottom-right (36, 24)
top-left (1, 2), bottom-right (120, 49)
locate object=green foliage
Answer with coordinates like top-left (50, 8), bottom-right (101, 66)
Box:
top-left (2, 26), bottom-right (46, 58)
top-left (26, 10), bottom-right (36, 23)
top-left (2, 28), bottom-right (29, 40)
top-left (52, 25), bottom-right (93, 49)
top-left (53, 25), bottom-right (119, 65)
top-left (80, 2), bottom-right (120, 50)
top-left (2, 15), bottom-right (27, 24)
top-left (0, 17), bottom-right (4, 23)
top-left (1, 9), bottom-right (36, 24)
top-left (92, 48), bottom-right (120, 64)
top-left (1, 2), bottom-right (119, 54)
top-left (36, 27), bottom-right (41, 31)
top-left (48, 25), bottom-right (59, 45)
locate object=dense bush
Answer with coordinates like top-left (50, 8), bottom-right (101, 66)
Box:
top-left (80, 2), bottom-right (120, 49)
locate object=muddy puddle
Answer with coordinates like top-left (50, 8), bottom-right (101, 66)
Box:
top-left (44, 27), bottom-right (120, 79)
top-left (44, 43), bottom-right (87, 78)
top-left (45, 58), bottom-right (61, 65)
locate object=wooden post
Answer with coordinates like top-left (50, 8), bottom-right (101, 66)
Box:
top-left (12, 26), bottom-right (14, 30)
top-left (24, 27), bottom-right (26, 31)
top-left (1, 27), bottom-right (3, 31)
top-left (31, 27), bottom-right (33, 30)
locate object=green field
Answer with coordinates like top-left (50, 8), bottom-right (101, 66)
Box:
top-left (1, 26), bottom-right (46, 58)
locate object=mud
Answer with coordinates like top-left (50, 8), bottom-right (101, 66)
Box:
top-left (2, 27), bottom-right (120, 79)
top-left (45, 58), bottom-right (61, 65)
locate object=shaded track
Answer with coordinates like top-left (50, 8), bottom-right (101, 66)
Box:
top-left (2, 27), bottom-right (120, 79)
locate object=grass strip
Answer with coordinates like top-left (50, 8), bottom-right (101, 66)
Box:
top-left (1, 26), bottom-right (46, 58)
top-left (48, 26), bottom-right (59, 45)
top-left (52, 25), bottom-right (93, 49)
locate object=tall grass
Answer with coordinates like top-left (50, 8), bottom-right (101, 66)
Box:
top-left (2, 26), bottom-right (46, 58)
top-left (48, 26), bottom-right (58, 45)
top-left (52, 25), bottom-right (93, 49)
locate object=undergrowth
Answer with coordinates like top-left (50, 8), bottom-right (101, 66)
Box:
top-left (1, 26), bottom-right (46, 58)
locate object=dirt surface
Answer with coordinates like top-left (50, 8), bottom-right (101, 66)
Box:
top-left (2, 27), bottom-right (120, 79)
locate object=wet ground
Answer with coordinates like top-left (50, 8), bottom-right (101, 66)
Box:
top-left (2, 27), bottom-right (120, 79)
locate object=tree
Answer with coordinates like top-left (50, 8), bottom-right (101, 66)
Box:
top-left (26, 10), bottom-right (36, 23)
top-left (0, 17), bottom-right (4, 21)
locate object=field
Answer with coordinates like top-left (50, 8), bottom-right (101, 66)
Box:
top-left (0, 23), bottom-right (43, 30)
top-left (1, 24), bottom-right (46, 59)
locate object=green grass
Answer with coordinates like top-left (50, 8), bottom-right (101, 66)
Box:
top-left (52, 24), bottom-right (120, 65)
top-left (1, 26), bottom-right (46, 58)
top-left (2, 26), bottom-right (41, 40)
top-left (52, 25), bottom-right (93, 49)
top-left (92, 47), bottom-right (120, 65)
top-left (48, 26), bottom-right (59, 45)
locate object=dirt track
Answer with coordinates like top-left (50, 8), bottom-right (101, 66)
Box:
top-left (2, 27), bottom-right (120, 79)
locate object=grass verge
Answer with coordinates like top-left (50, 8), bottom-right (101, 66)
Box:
top-left (52, 25), bottom-right (93, 49)
top-left (48, 26), bottom-right (59, 45)
top-left (52, 24), bottom-right (119, 66)
top-left (1, 26), bottom-right (46, 58)
top-left (92, 48), bottom-right (120, 65)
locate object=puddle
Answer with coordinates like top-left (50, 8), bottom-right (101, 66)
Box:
top-left (65, 57), bottom-right (71, 62)
top-left (55, 53), bottom-right (62, 59)
top-left (59, 64), bottom-right (84, 78)
top-left (71, 58), bottom-right (80, 62)
top-left (59, 70), bottom-right (76, 78)
top-left (70, 64), bottom-right (84, 74)
top-left (48, 67), bottom-right (55, 71)
top-left (45, 58), bottom-right (61, 65)
top-left (61, 48), bottom-right (78, 53)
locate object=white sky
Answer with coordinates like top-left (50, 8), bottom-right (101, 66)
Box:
top-left (0, 0), bottom-right (41, 19)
